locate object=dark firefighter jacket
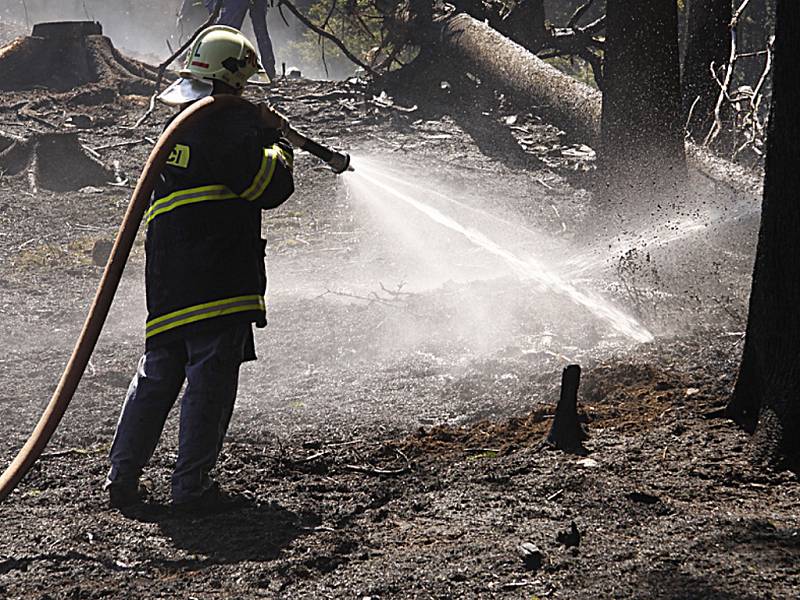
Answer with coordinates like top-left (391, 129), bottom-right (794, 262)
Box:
top-left (144, 104), bottom-right (294, 350)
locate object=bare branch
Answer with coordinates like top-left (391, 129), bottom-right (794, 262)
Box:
top-left (704, 0), bottom-right (769, 158)
top-left (353, 10), bottom-right (380, 41)
top-left (568, 0), bottom-right (598, 29)
top-left (732, 35), bottom-right (773, 160)
top-left (703, 24), bottom-right (738, 146)
top-left (731, 0), bottom-right (753, 25)
top-left (685, 95), bottom-right (701, 139)
top-left (277, 3), bottom-right (291, 27)
top-left (320, 37), bottom-right (330, 78)
top-left (129, 0), bottom-right (223, 129)
top-left (278, 0), bottom-right (378, 76)
top-left (581, 15), bottom-right (606, 36)
top-left (322, 0), bottom-right (338, 30)
top-left (541, 15), bottom-right (605, 89)
top-left (751, 35), bottom-right (775, 113)
top-left (736, 49), bottom-right (770, 59)
top-left (21, 0), bottom-right (30, 28)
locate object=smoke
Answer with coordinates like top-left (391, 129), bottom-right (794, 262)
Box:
top-left (0, 0), bottom-right (344, 77)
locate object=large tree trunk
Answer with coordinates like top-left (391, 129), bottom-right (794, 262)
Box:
top-left (600, 0), bottom-right (687, 203)
top-left (433, 14), bottom-right (761, 197)
top-left (682, 0), bottom-right (732, 140)
top-left (728, 0), bottom-right (800, 469)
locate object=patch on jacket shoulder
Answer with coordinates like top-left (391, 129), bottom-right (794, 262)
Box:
top-left (167, 144), bottom-right (191, 168)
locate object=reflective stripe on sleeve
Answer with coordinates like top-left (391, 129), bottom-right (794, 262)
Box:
top-left (146, 294), bottom-right (266, 338)
top-left (241, 148), bottom-right (278, 201)
top-left (241, 143), bottom-right (292, 202)
top-left (146, 184), bottom-right (237, 223)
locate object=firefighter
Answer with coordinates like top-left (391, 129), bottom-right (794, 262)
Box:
top-left (105, 25), bottom-right (294, 512)
top-left (204, 0), bottom-right (277, 80)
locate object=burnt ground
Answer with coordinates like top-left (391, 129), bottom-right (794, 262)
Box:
top-left (1, 44), bottom-right (799, 599)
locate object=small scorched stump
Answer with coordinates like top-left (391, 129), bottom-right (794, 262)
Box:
top-left (0, 131), bottom-right (114, 192)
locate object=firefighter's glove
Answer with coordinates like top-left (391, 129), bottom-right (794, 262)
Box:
top-left (258, 102), bottom-right (288, 133)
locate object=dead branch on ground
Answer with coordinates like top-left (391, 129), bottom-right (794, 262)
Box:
top-left (344, 462), bottom-right (410, 476)
top-left (272, 439), bottom-right (412, 477)
top-left (344, 448), bottom-right (412, 476)
top-left (317, 282), bottom-right (417, 313)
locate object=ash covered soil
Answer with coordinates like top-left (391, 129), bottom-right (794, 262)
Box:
top-left (1, 50), bottom-right (799, 599)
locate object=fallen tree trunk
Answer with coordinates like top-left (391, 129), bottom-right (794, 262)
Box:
top-left (435, 14), bottom-right (762, 197)
top-left (437, 13), bottom-right (600, 145)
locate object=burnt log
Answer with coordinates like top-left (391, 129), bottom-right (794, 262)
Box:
top-left (433, 13), bottom-right (762, 198)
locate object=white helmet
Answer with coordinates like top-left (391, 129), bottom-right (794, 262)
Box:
top-left (159, 25), bottom-right (262, 106)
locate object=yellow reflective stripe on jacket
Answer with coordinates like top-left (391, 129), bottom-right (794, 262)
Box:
top-left (146, 184), bottom-right (237, 224)
top-left (241, 144), bottom-right (291, 202)
top-left (146, 294), bottom-right (266, 338)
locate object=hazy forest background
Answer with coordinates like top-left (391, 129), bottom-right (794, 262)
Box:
top-left (0, 0), bottom-right (776, 85)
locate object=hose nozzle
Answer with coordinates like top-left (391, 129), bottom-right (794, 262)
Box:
top-left (283, 125), bottom-right (353, 175)
top-left (327, 151), bottom-right (352, 174)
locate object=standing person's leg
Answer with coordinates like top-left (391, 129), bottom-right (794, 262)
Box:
top-left (249, 0), bottom-right (277, 79)
top-left (171, 324), bottom-right (251, 504)
top-left (213, 0), bottom-right (249, 29)
top-left (106, 343), bottom-right (187, 498)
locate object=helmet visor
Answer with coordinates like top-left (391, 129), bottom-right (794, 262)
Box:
top-left (157, 77), bottom-right (214, 106)
top-left (247, 70), bottom-right (272, 85)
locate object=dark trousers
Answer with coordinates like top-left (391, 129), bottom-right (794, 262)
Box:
top-left (105, 324), bottom-right (251, 503)
top-left (205, 0), bottom-right (277, 79)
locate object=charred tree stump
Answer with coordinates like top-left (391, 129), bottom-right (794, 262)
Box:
top-left (431, 13), bottom-right (762, 198)
top-left (0, 132), bottom-right (114, 192)
top-left (0, 21), bottom-right (158, 98)
top-left (546, 365), bottom-right (587, 452)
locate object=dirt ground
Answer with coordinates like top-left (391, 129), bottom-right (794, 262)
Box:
top-left (1, 31), bottom-right (799, 600)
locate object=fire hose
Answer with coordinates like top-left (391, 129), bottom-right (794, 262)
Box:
top-left (0, 94), bottom-right (351, 502)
